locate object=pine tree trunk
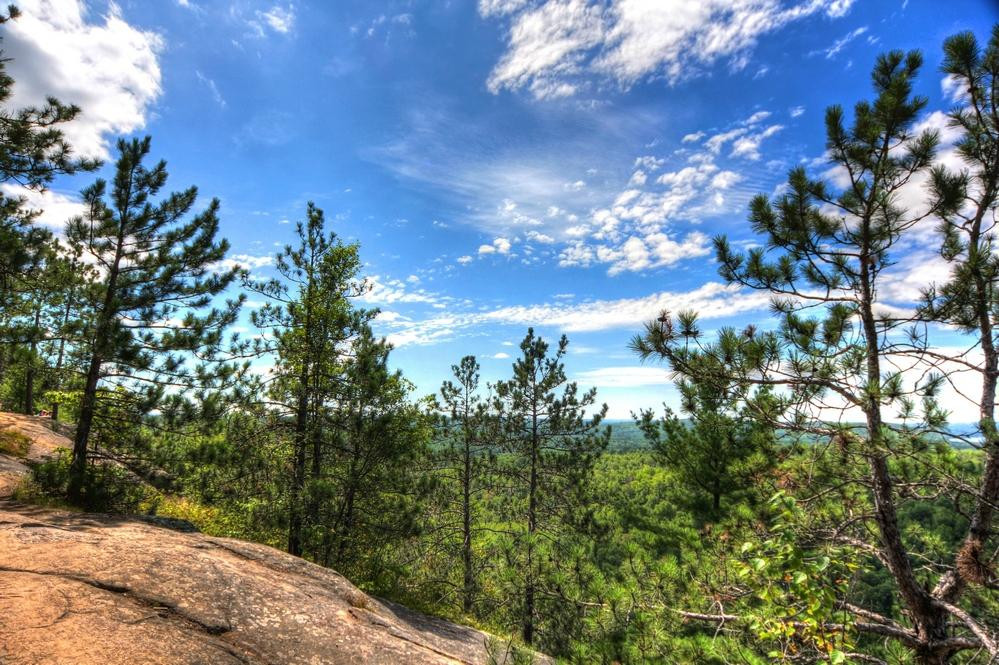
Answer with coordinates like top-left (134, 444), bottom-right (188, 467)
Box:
top-left (462, 433), bottom-right (474, 614)
top-left (522, 407), bottom-right (538, 646)
top-left (935, 190), bottom-right (999, 603)
top-left (70, 218), bottom-right (125, 502)
top-left (23, 306), bottom-right (41, 415)
top-left (288, 371), bottom-right (309, 557)
top-left (68, 353), bottom-right (101, 500)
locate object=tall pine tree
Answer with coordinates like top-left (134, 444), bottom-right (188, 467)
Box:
top-left (493, 328), bottom-right (608, 650)
top-left (65, 137), bottom-right (241, 501)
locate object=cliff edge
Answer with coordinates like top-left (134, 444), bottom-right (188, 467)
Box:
top-left (0, 413), bottom-right (529, 664)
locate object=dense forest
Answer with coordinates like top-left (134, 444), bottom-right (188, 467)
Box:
top-left (3, 6), bottom-right (999, 663)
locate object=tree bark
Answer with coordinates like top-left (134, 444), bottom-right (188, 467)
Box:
top-left (22, 306), bottom-right (40, 415)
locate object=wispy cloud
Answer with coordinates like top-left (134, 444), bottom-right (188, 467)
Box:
top-left (374, 280), bottom-right (771, 347)
top-left (817, 25), bottom-right (868, 59)
top-left (195, 70), bottom-right (226, 108)
top-left (483, 0), bottom-right (856, 100)
top-left (574, 366), bottom-right (672, 388)
top-left (370, 104), bottom-right (775, 276)
top-left (254, 4), bottom-right (295, 35)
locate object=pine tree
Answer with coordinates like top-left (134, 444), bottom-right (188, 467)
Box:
top-left (65, 136), bottom-right (241, 501)
top-left (493, 328), bottom-right (608, 649)
top-left (0, 5), bottom-right (97, 384)
top-left (317, 327), bottom-right (431, 578)
top-left (435, 355), bottom-right (493, 613)
top-left (922, 26), bottom-right (999, 605)
top-left (248, 202), bottom-right (370, 556)
top-left (632, 41), bottom-right (999, 663)
top-left (635, 375), bottom-right (774, 520)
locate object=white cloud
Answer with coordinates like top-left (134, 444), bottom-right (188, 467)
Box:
top-left (479, 0), bottom-right (530, 16)
top-left (484, 0), bottom-right (855, 99)
top-left (575, 366), bottom-right (672, 388)
top-left (635, 155), bottom-right (666, 169)
top-left (941, 74), bottom-right (967, 103)
top-left (0, 184), bottom-right (84, 230)
top-left (4, 0), bottom-right (163, 159)
top-left (456, 255), bottom-right (474, 264)
top-left (526, 230), bottom-right (556, 244)
top-left (481, 281), bottom-right (768, 332)
top-left (743, 110), bottom-right (771, 125)
top-left (711, 170), bottom-right (742, 189)
top-left (254, 4), bottom-right (295, 35)
top-left (729, 124), bottom-right (784, 160)
top-left (820, 25), bottom-right (867, 59)
top-left (195, 70), bottom-right (226, 108)
top-left (362, 274), bottom-right (440, 305)
top-left (790, 105), bottom-right (805, 118)
top-left (480, 237), bottom-right (512, 254)
top-left (492, 352), bottom-right (511, 359)
top-left (681, 131), bottom-right (705, 143)
top-left (371, 100), bottom-right (773, 277)
top-left (379, 280), bottom-right (771, 347)
top-left (212, 253), bottom-right (274, 273)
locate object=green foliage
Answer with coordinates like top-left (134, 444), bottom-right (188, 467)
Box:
top-left (0, 426), bottom-right (29, 456)
top-left (28, 450), bottom-right (156, 513)
top-left (738, 493), bottom-right (859, 663)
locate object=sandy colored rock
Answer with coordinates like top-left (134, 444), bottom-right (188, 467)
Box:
top-left (0, 413), bottom-right (69, 498)
top-left (0, 412), bottom-right (71, 463)
top-left (0, 502), bottom-right (533, 664)
top-left (0, 409), bottom-right (536, 664)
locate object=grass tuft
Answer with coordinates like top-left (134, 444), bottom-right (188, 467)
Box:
top-left (0, 428), bottom-right (32, 458)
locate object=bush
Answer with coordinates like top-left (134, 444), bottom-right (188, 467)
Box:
top-left (0, 428), bottom-right (31, 457)
top-left (29, 450), bottom-right (157, 513)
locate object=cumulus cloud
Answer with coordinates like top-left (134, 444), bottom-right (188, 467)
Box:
top-left (3, 0), bottom-right (163, 159)
top-left (0, 184), bottom-right (85, 230)
top-left (729, 124), bottom-right (784, 160)
top-left (362, 274), bottom-right (441, 305)
top-left (553, 109), bottom-right (775, 274)
top-left (484, 0), bottom-right (856, 99)
top-left (479, 237), bottom-right (513, 254)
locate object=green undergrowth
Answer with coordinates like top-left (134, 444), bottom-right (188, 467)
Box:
top-left (0, 428), bottom-right (31, 457)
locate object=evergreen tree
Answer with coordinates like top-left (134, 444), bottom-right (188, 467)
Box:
top-left (248, 202), bottom-right (371, 556)
top-left (0, 6), bottom-right (97, 385)
top-left (632, 39), bottom-right (999, 663)
top-left (493, 328), bottom-right (608, 650)
top-left (315, 327), bottom-right (432, 580)
top-left (434, 355), bottom-right (493, 613)
top-left (635, 376), bottom-right (774, 520)
top-left (65, 136), bottom-right (241, 501)
top-left (922, 26), bottom-right (999, 604)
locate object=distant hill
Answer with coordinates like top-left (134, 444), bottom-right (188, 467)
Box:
top-left (602, 418), bottom-right (982, 452)
top-left (605, 419), bottom-right (651, 452)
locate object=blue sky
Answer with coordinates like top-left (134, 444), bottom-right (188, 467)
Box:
top-left (5, 0), bottom-right (996, 419)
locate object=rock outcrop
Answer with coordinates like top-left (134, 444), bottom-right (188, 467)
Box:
top-left (0, 503), bottom-right (528, 664)
top-left (0, 413), bottom-right (532, 664)
top-left (0, 412), bottom-right (65, 498)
